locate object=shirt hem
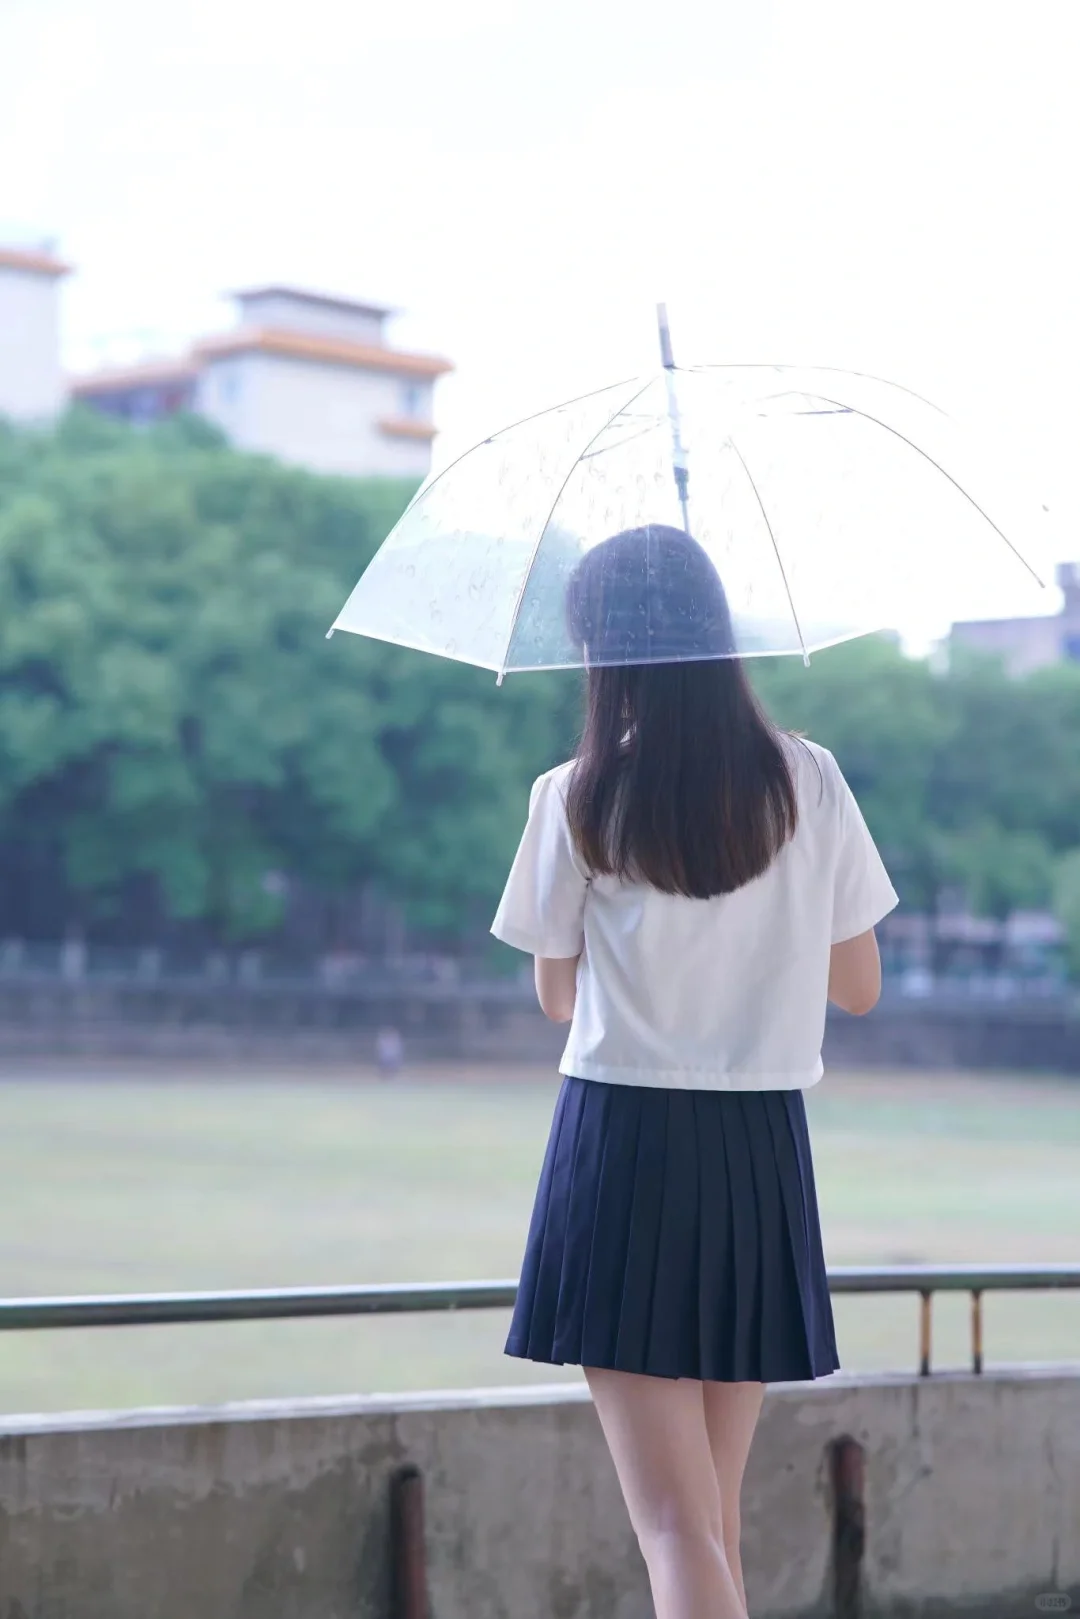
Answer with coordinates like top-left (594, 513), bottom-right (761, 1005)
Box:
top-left (558, 1057), bottom-right (826, 1091)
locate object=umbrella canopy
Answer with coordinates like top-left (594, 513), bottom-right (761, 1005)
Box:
top-left (330, 364), bottom-right (1051, 677)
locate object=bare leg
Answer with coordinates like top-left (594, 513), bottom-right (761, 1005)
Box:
top-left (703, 1381), bottom-right (766, 1614)
top-left (585, 1367), bottom-right (749, 1619)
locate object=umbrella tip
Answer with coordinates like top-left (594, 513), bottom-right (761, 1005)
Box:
top-left (326, 627), bottom-right (335, 640)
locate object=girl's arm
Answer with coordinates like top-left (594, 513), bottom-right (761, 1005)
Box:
top-left (828, 928), bottom-right (882, 1016)
top-left (534, 954), bottom-right (582, 1023)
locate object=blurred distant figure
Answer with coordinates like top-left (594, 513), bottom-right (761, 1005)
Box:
top-left (375, 1025), bottom-right (404, 1078)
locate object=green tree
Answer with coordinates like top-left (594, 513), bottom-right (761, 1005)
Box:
top-left (1052, 849), bottom-right (1080, 978)
top-left (3, 407), bottom-right (1079, 959)
top-left (754, 637), bottom-right (1080, 922)
top-left (926, 649), bottom-right (1080, 845)
top-left (933, 821), bottom-right (1055, 920)
top-left (752, 635), bottom-right (950, 907)
top-left (0, 409), bottom-right (576, 942)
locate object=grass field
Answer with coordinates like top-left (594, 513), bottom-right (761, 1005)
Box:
top-left (1, 1060), bottom-right (1078, 1414)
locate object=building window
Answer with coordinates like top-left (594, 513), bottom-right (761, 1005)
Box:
top-left (400, 382), bottom-right (422, 418)
top-left (218, 367), bottom-right (242, 406)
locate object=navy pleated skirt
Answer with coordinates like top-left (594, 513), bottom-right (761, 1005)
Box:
top-left (505, 1075), bottom-right (839, 1383)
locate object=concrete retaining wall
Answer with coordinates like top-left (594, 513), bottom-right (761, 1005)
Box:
top-left (1, 977), bottom-right (1080, 1071)
top-left (1, 1369), bottom-right (1078, 1618)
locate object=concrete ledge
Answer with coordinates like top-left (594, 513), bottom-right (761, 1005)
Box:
top-left (1, 1370), bottom-right (1078, 1618)
top-left (1, 978), bottom-right (1079, 1070)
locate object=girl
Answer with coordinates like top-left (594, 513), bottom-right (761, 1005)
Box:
top-left (491, 525), bottom-right (898, 1619)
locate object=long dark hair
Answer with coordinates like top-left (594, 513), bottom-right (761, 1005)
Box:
top-left (564, 524), bottom-right (798, 898)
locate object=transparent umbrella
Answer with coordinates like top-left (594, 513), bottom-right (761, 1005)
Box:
top-left (330, 316), bottom-right (1052, 679)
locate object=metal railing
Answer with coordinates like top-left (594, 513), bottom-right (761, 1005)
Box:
top-left (2, 1265), bottom-right (1079, 1376)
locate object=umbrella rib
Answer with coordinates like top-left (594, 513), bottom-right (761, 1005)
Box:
top-left (384, 375), bottom-right (646, 529)
top-left (496, 375), bottom-right (659, 683)
top-left (726, 436), bottom-right (810, 668)
top-left (745, 389), bottom-right (853, 417)
top-left (579, 423), bottom-right (657, 460)
top-left (796, 389), bottom-right (1046, 587)
top-left (685, 362), bottom-right (949, 417)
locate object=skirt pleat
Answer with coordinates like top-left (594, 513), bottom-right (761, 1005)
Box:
top-left (516, 1073), bottom-right (577, 1358)
top-left (551, 1079), bottom-right (607, 1361)
top-left (765, 1087), bottom-right (838, 1375)
top-left (577, 1083), bottom-right (634, 1366)
top-left (642, 1089), bottom-right (699, 1378)
top-left (615, 1088), bottom-right (669, 1368)
top-left (505, 1075), bottom-right (840, 1383)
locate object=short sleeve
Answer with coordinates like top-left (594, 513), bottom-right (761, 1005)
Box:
top-left (491, 771), bottom-right (589, 957)
top-left (828, 755), bottom-right (900, 944)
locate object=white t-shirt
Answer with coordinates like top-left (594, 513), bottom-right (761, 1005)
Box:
top-left (490, 737), bottom-right (899, 1091)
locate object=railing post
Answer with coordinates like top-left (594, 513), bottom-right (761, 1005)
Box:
top-left (830, 1436), bottom-right (865, 1619)
top-left (971, 1288), bottom-right (984, 1374)
top-left (389, 1464), bottom-right (428, 1619)
top-left (918, 1289), bottom-right (932, 1376)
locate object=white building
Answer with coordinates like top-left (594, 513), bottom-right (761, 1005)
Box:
top-left (949, 562), bottom-right (1080, 675)
top-left (71, 284), bottom-right (452, 480)
top-left (0, 243), bottom-right (70, 422)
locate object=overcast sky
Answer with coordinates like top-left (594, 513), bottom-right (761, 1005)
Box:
top-left (1, 0), bottom-right (1077, 634)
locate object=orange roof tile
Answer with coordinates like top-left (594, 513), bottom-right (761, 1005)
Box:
top-left (378, 417), bottom-right (438, 441)
top-left (0, 246), bottom-right (71, 278)
top-left (196, 327), bottom-right (453, 379)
